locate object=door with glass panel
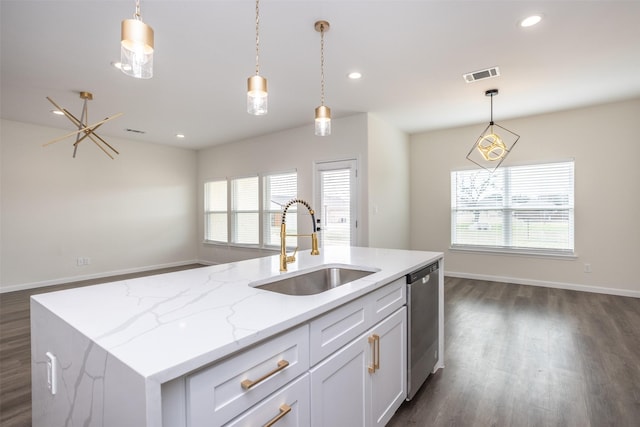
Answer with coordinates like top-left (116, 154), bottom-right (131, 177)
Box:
top-left (314, 159), bottom-right (357, 248)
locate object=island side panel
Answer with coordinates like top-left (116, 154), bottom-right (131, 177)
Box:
top-left (31, 299), bottom-right (148, 426)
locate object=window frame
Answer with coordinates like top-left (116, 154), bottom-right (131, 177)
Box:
top-left (450, 160), bottom-right (576, 258)
top-left (203, 170), bottom-right (298, 249)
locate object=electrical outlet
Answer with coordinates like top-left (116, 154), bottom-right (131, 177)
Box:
top-left (77, 257), bottom-right (84, 266)
top-left (584, 263), bottom-right (592, 273)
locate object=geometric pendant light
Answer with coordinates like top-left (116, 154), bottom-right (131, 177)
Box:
top-left (466, 89), bottom-right (519, 173)
top-left (43, 92), bottom-right (123, 159)
top-left (120, 0), bottom-right (154, 79)
top-left (314, 20), bottom-right (331, 136)
top-left (247, 0), bottom-right (268, 115)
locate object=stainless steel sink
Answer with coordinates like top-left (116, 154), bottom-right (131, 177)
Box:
top-left (253, 266), bottom-right (376, 296)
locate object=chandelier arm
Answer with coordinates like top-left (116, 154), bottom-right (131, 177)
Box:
top-left (42, 113), bottom-right (123, 147)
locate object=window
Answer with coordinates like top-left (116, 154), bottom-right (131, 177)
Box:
top-left (263, 172), bottom-right (297, 247)
top-left (451, 161), bottom-right (574, 255)
top-left (204, 171), bottom-right (297, 247)
top-left (231, 176), bottom-right (259, 245)
top-left (204, 180), bottom-right (227, 243)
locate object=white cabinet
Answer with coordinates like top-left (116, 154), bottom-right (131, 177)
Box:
top-left (309, 307), bottom-right (407, 427)
top-left (186, 324), bottom-right (309, 426)
top-left (170, 277), bottom-right (408, 427)
top-left (224, 374), bottom-right (310, 427)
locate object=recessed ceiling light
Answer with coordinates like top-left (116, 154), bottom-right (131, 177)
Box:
top-left (520, 14), bottom-right (543, 28)
top-left (348, 72), bottom-right (362, 80)
top-left (51, 109), bottom-right (65, 116)
top-left (176, 134), bottom-right (185, 139)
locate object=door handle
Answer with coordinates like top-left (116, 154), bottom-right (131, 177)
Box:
top-left (368, 334), bottom-right (380, 373)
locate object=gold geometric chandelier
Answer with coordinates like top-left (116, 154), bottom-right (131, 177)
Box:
top-left (466, 89), bottom-right (519, 173)
top-left (44, 92), bottom-right (122, 159)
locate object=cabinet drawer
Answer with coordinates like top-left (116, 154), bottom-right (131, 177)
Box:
top-left (224, 374), bottom-right (310, 427)
top-left (187, 324), bottom-right (309, 427)
top-left (309, 297), bottom-right (367, 366)
top-left (368, 277), bottom-right (405, 325)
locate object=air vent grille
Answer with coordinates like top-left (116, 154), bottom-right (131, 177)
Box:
top-left (125, 128), bottom-right (146, 134)
top-left (463, 66), bottom-right (500, 83)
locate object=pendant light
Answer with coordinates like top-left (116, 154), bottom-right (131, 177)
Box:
top-left (121, 0), bottom-right (154, 79)
top-left (314, 20), bottom-right (331, 136)
top-left (247, 0), bottom-right (268, 115)
top-left (466, 89), bottom-right (520, 173)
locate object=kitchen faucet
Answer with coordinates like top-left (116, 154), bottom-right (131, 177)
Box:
top-left (280, 199), bottom-right (320, 271)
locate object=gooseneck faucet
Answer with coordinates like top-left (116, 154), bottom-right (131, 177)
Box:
top-left (280, 199), bottom-right (320, 271)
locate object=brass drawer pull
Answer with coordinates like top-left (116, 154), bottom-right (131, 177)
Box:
top-left (241, 360), bottom-right (290, 390)
top-left (368, 334), bottom-right (380, 373)
top-left (263, 403), bottom-right (292, 427)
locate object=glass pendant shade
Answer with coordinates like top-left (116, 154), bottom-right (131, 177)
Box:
top-left (315, 105), bottom-right (331, 136)
top-left (121, 18), bottom-right (154, 79)
top-left (247, 75), bottom-right (268, 115)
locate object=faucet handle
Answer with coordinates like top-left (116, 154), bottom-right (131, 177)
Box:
top-left (286, 247), bottom-right (299, 263)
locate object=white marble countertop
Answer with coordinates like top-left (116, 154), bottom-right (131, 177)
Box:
top-left (31, 247), bottom-right (442, 384)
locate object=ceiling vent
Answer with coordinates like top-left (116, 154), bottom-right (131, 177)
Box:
top-left (125, 128), bottom-right (146, 134)
top-left (463, 66), bottom-right (500, 83)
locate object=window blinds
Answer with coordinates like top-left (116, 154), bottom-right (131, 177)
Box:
top-left (451, 161), bottom-right (575, 254)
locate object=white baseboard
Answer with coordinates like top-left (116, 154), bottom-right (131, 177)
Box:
top-left (445, 270), bottom-right (640, 299)
top-left (0, 260), bottom-right (201, 294)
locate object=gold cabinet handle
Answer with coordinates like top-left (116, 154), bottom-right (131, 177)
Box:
top-left (368, 334), bottom-right (380, 373)
top-left (263, 403), bottom-right (292, 427)
top-left (241, 360), bottom-right (289, 390)
top-left (373, 334), bottom-right (380, 371)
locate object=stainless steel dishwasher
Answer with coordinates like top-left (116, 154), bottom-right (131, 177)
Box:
top-left (406, 260), bottom-right (439, 400)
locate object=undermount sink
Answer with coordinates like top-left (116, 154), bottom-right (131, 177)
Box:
top-left (253, 266), bottom-right (377, 296)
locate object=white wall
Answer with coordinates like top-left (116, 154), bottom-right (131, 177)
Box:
top-left (410, 98), bottom-right (640, 297)
top-left (197, 114), bottom-right (370, 264)
top-left (0, 119), bottom-right (198, 292)
top-left (367, 114), bottom-right (410, 249)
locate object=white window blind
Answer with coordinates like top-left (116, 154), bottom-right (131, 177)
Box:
top-left (231, 176), bottom-right (259, 245)
top-left (204, 180), bottom-right (227, 242)
top-left (263, 172), bottom-right (297, 247)
top-left (320, 168), bottom-right (351, 247)
top-left (451, 161), bottom-right (574, 254)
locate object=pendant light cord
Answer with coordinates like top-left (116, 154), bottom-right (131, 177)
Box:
top-left (489, 92), bottom-right (494, 125)
top-left (255, 0), bottom-right (260, 76)
top-left (134, 0), bottom-right (141, 20)
top-left (320, 23), bottom-right (326, 106)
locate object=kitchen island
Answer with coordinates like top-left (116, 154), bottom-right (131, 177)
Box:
top-left (31, 247), bottom-right (443, 426)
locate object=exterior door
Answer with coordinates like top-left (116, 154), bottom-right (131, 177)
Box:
top-left (314, 159), bottom-right (357, 248)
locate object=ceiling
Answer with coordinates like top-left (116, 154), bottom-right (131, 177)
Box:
top-left (2, 1), bottom-right (640, 150)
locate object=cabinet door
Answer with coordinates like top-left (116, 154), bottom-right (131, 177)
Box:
top-left (369, 307), bottom-right (407, 427)
top-left (224, 374), bottom-right (310, 427)
top-left (309, 336), bottom-right (369, 427)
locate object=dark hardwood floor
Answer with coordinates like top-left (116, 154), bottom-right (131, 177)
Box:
top-left (389, 277), bottom-right (640, 427)
top-left (1, 274), bottom-right (639, 426)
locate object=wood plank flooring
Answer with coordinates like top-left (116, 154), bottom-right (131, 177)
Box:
top-left (1, 274), bottom-right (639, 426)
top-left (388, 277), bottom-right (640, 427)
top-left (0, 264), bottom-right (204, 427)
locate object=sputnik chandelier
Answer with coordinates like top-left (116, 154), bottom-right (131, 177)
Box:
top-left (44, 92), bottom-right (123, 159)
top-left (466, 89), bottom-right (520, 173)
